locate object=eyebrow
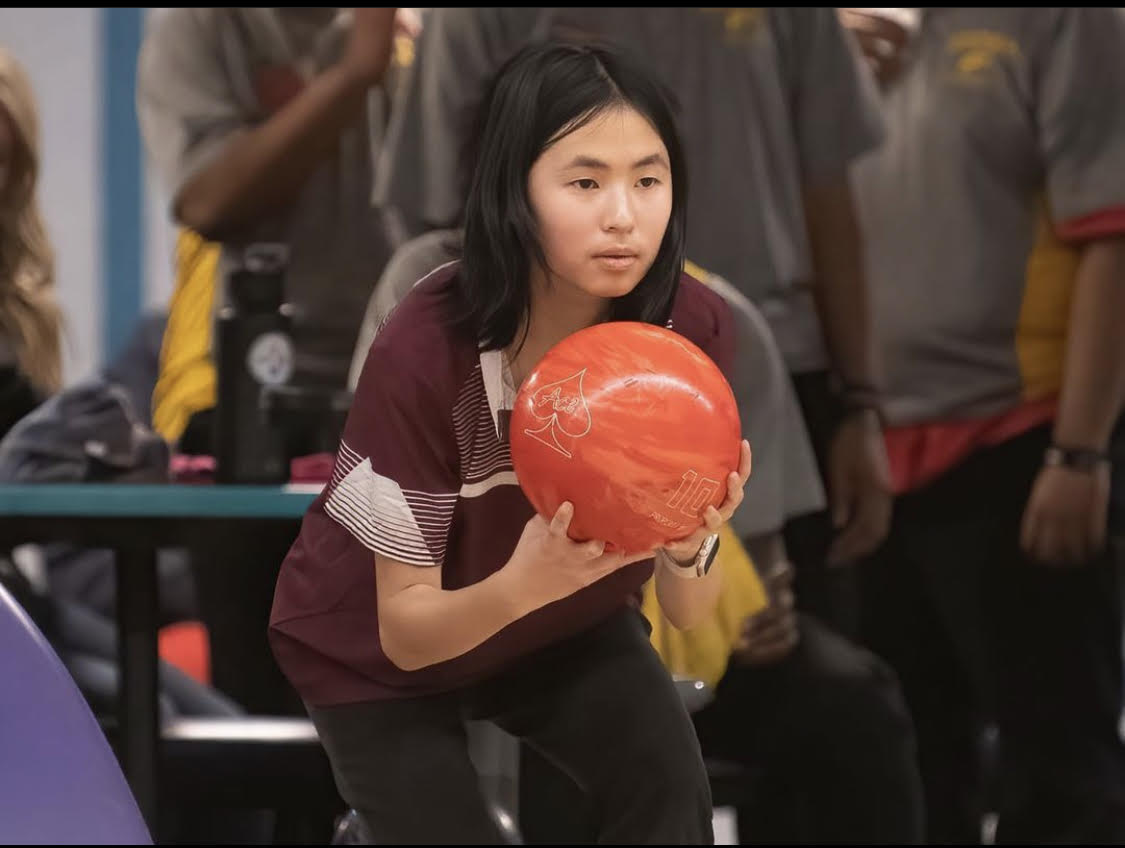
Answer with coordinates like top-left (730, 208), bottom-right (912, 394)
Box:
top-left (562, 153), bottom-right (670, 171)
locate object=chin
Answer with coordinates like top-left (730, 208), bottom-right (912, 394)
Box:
top-left (581, 270), bottom-right (647, 300)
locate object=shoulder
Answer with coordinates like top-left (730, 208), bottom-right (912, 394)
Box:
top-left (668, 269), bottom-right (736, 377)
top-left (670, 270), bottom-right (733, 342)
top-left (379, 230), bottom-right (463, 305)
top-left (142, 8), bottom-right (217, 48)
top-left (138, 8), bottom-right (226, 89)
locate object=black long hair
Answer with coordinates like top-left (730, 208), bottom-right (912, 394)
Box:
top-left (456, 40), bottom-right (688, 352)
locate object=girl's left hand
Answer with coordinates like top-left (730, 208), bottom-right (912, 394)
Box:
top-left (661, 439), bottom-right (752, 565)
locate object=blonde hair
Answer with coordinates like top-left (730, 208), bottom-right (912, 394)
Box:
top-left (0, 48), bottom-right (61, 395)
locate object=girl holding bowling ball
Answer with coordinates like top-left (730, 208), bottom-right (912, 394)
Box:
top-left (270, 39), bottom-right (751, 843)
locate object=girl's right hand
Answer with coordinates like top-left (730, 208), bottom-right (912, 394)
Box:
top-left (508, 502), bottom-right (655, 609)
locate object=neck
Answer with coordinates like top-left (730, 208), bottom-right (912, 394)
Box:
top-left (508, 266), bottom-right (609, 383)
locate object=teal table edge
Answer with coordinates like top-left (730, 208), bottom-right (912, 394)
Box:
top-left (0, 483), bottom-right (321, 519)
top-left (0, 482), bottom-right (322, 828)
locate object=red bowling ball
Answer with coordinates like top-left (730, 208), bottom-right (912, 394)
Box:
top-left (510, 321), bottom-right (742, 553)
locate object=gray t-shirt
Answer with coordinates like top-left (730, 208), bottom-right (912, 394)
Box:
top-left (853, 8), bottom-right (1125, 425)
top-left (373, 8), bottom-right (884, 375)
top-left (350, 231), bottom-right (825, 539)
top-left (137, 8), bottom-right (396, 389)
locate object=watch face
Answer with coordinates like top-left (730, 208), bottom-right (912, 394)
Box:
top-left (701, 533), bottom-right (720, 574)
top-left (247, 332), bottom-right (295, 386)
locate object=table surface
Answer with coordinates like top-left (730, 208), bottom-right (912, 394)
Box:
top-left (0, 483), bottom-right (322, 519)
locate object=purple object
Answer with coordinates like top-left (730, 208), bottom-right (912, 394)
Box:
top-left (0, 582), bottom-right (151, 844)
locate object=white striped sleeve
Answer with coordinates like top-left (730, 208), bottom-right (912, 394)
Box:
top-left (325, 452), bottom-right (456, 566)
top-left (325, 343), bottom-right (461, 567)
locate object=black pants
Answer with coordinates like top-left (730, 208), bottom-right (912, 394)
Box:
top-left (858, 424), bottom-right (1125, 843)
top-left (693, 615), bottom-right (924, 844)
top-left (783, 371), bottom-right (860, 637)
top-left (309, 608), bottom-right (714, 845)
top-left (520, 615), bottom-right (924, 845)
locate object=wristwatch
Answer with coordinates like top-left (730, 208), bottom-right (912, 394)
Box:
top-left (664, 533), bottom-right (721, 579)
top-left (1044, 444), bottom-right (1111, 474)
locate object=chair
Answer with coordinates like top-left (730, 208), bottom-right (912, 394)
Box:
top-left (0, 581), bottom-right (151, 844)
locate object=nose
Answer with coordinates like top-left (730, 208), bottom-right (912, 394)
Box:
top-left (601, 183), bottom-right (635, 234)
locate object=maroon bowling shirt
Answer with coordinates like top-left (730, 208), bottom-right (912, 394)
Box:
top-left (269, 264), bottom-right (735, 706)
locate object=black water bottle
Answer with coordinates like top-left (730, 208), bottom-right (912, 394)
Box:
top-left (214, 243), bottom-right (295, 484)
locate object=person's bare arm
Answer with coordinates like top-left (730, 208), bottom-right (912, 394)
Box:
top-left (377, 502), bottom-right (652, 671)
top-left (175, 8), bottom-right (398, 240)
top-left (803, 174), bottom-right (893, 566)
top-left (803, 173), bottom-right (879, 399)
top-left (1051, 237), bottom-right (1125, 457)
top-left (1021, 236), bottom-right (1125, 566)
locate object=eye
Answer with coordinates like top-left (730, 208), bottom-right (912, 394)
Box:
top-left (637, 176), bottom-right (661, 188)
top-left (571, 178), bottom-right (598, 190)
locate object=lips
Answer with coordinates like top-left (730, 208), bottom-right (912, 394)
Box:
top-left (593, 253), bottom-right (640, 271)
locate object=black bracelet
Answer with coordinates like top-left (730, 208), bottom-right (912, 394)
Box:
top-left (840, 393), bottom-right (885, 424)
top-left (1044, 444), bottom-right (1111, 473)
top-left (836, 378), bottom-right (880, 397)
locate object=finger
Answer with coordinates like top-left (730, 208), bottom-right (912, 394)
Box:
top-left (1089, 504), bottom-right (1108, 564)
top-left (742, 609), bottom-right (781, 638)
top-left (830, 469), bottom-right (853, 531)
top-left (1035, 525), bottom-right (1061, 567)
top-left (394, 7), bottom-right (423, 38)
top-left (549, 502), bottom-right (574, 537)
top-left (842, 12), bottom-right (910, 48)
top-left (738, 646), bottom-right (786, 666)
top-left (741, 612), bottom-right (783, 642)
top-left (749, 620), bottom-right (793, 647)
top-left (774, 587), bottom-right (795, 614)
top-left (1061, 519), bottom-right (1087, 567)
top-left (741, 631), bottom-right (797, 665)
top-left (733, 638), bottom-right (783, 665)
top-left (752, 625), bottom-right (800, 656)
top-left (581, 538), bottom-right (607, 560)
top-left (730, 469), bottom-right (746, 505)
top-left (827, 520), bottom-right (864, 567)
top-left (1047, 523), bottom-right (1080, 567)
top-left (827, 494), bottom-right (887, 566)
top-left (745, 613), bottom-right (791, 644)
top-left (754, 615), bottom-right (799, 650)
top-left (712, 474), bottom-right (744, 526)
top-left (852, 493), bottom-right (891, 558)
top-left (738, 439), bottom-right (752, 482)
top-left (1019, 502), bottom-right (1039, 559)
top-left (704, 504), bottom-right (725, 532)
top-left (879, 54), bottom-right (904, 84)
top-left (762, 557), bottom-right (793, 587)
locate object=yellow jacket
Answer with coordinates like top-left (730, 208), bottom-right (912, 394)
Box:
top-left (641, 524), bottom-right (769, 689)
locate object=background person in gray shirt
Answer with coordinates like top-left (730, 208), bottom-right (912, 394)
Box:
top-left (846, 8), bottom-right (1125, 843)
top-left (138, 7), bottom-right (410, 393)
top-left (135, 7), bottom-right (411, 716)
